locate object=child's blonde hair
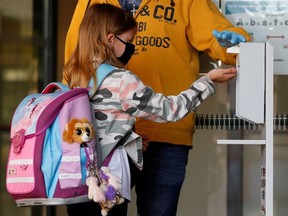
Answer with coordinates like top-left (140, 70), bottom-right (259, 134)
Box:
top-left (63, 3), bottom-right (137, 94)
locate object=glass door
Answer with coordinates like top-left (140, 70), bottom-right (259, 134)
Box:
top-left (0, 0), bottom-right (57, 215)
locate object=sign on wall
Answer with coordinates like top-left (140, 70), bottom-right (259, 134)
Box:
top-left (221, 0), bottom-right (288, 75)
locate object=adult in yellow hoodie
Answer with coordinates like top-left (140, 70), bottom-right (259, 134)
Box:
top-left (64, 1), bottom-right (250, 216)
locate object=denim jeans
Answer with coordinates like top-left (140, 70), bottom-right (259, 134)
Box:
top-left (133, 142), bottom-right (190, 216)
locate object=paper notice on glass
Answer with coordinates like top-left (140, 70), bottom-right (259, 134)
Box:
top-left (221, 0), bottom-right (288, 75)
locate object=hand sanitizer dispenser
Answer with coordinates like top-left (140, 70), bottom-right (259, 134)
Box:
top-left (227, 43), bottom-right (265, 124)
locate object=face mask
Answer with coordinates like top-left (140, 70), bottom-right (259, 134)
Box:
top-left (115, 35), bottom-right (135, 65)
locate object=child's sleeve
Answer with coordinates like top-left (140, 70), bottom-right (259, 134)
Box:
top-left (119, 72), bottom-right (215, 122)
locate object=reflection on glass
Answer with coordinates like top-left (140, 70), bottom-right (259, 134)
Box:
top-left (0, 1), bottom-right (38, 216)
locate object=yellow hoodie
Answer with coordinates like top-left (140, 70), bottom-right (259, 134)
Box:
top-left (64, 0), bottom-right (250, 147)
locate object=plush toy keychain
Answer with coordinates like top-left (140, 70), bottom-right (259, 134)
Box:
top-left (62, 117), bottom-right (125, 216)
top-left (86, 163), bottom-right (124, 216)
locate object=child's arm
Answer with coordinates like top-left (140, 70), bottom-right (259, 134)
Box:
top-left (119, 68), bottom-right (236, 122)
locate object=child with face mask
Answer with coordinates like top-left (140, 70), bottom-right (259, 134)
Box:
top-left (63, 3), bottom-right (237, 216)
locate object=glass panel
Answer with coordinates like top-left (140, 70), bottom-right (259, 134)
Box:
top-left (270, 75), bottom-right (288, 216)
top-left (0, 1), bottom-right (42, 215)
top-left (0, 0), bottom-right (38, 125)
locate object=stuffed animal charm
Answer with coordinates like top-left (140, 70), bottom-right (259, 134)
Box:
top-left (86, 176), bottom-right (106, 203)
top-left (98, 167), bottom-right (124, 216)
top-left (86, 163), bottom-right (106, 203)
top-left (86, 163), bottom-right (124, 216)
top-left (62, 118), bottom-right (95, 145)
top-left (63, 118), bottom-right (124, 215)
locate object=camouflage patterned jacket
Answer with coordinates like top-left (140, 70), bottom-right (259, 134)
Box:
top-left (90, 67), bottom-right (215, 168)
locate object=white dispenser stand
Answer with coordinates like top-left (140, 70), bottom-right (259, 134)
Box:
top-left (217, 42), bottom-right (274, 216)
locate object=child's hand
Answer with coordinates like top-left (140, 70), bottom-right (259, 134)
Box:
top-left (206, 67), bottom-right (237, 83)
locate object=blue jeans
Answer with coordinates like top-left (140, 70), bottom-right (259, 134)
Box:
top-left (133, 142), bottom-right (190, 216)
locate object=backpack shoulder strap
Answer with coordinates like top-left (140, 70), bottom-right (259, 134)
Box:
top-left (96, 63), bottom-right (117, 87)
top-left (88, 63), bottom-right (117, 97)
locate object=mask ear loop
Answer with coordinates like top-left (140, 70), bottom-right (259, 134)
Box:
top-left (115, 35), bottom-right (127, 45)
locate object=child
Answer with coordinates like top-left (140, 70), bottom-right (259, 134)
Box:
top-left (63, 3), bottom-right (236, 216)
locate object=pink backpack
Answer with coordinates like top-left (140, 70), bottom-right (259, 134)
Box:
top-left (6, 82), bottom-right (100, 206)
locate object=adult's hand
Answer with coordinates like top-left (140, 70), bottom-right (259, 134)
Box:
top-left (213, 30), bottom-right (246, 47)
